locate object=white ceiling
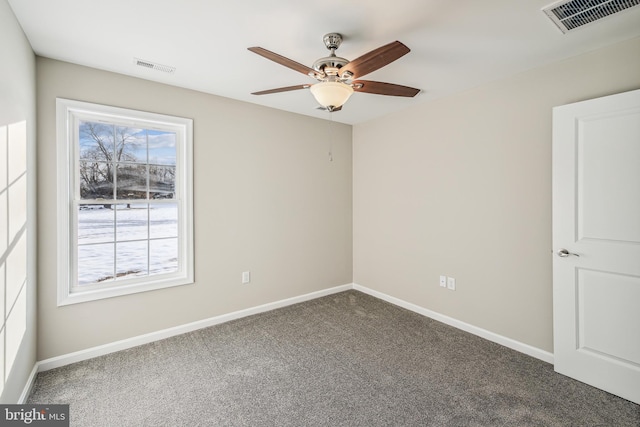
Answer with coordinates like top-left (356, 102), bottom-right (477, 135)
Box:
top-left (8, 0), bottom-right (640, 124)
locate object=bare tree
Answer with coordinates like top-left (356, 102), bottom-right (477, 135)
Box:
top-left (79, 122), bottom-right (140, 199)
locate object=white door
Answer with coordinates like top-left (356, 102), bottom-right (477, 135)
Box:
top-left (552, 88), bottom-right (640, 404)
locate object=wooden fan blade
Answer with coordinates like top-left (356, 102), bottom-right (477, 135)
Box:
top-left (251, 85), bottom-right (310, 95)
top-left (248, 47), bottom-right (317, 76)
top-left (339, 41), bottom-right (410, 79)
top-left (352, 80), bottom-right (420, 97)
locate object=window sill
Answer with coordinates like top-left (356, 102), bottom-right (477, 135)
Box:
top-left (57, 274), bottom-right (194, 306)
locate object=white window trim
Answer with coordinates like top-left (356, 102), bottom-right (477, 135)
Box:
top-left (56, 98), bottom-right (194, 306)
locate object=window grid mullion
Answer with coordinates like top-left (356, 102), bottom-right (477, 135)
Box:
top-left (146, 130), bottom-right (150, 276)
top-left (111, 124), bottom-right (117, 282)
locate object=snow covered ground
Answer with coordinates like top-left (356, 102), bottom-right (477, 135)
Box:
top-left (77, 204), bottom-right (178, 285)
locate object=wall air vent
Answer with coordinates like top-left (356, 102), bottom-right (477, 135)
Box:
top-left (134, 58), bottom-right (176, 74)
top-left (543, 0), bottom-right (640, 33)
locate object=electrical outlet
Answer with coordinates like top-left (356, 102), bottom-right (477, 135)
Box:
top-left (241, 271), bottom-right (251, 284)
top-left (447, 277), bottom-right (456, 291)
top-left (439, 275), bottom-right (447, 288)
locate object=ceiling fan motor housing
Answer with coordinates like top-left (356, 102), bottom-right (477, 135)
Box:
top-left (312, 56), bottom-right (350, 75)
top-left (313, 33), bottom-right (350, 76)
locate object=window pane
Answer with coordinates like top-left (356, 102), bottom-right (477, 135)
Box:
top-left (149, 165), bottom-right (175, 199)
top-left (116, 126), bottom-right (147, 164)
top-left (80, 161), bottom-right (114, 199)
top-left (78, 243), bottom-right (115, 285)
top-left (116, 204), bottom-right (148, 241)
top-left (148, 130), bottom-right (176, 165)
top-left (78, 205), bottom-right (114, 244)
top-left (116, 241), bottom-right (148, 280)
top-left (116, 164), bottom-right (147, 199)
top-left (79, 121), bottom-right (114, 162)
top-left (150, 204), bottom-right (177, 238)
top-left (150, 238), bottom-right (178, 275)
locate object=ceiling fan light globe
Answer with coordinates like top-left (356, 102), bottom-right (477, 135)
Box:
top-left (310, 81), bottom-right (354, 109)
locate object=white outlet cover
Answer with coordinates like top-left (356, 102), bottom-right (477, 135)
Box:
top-left (242, 271), bottom-right (251, 284)
top-left (439, 275), bottom-right (447, 287)
top-left (447, 277), bottom-right (456, 290)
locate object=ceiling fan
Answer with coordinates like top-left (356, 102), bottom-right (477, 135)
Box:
top-left (248, 33), bottom-right (421, 112)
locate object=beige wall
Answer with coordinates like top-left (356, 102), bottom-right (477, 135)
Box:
top-left (353, 37), bottom-right (640, 353)
top-left (37, 58), bottom-right (352, 359)
top-left (0, 0), bottom-right (37, 403)
top-left (28, 31), bottom-right (640, 363)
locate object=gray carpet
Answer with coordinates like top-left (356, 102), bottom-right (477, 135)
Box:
top-left (28, 290), bottom-right (640, 426)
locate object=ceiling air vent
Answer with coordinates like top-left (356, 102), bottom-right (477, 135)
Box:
top-left (543, 0), bottom-right (640, 33)
top-left (134, 58), bottom-right (176, 74)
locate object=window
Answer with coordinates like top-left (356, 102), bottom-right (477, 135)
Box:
top-left (56, 99), bottom-right (193, 305)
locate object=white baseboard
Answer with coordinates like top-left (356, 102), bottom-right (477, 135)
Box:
top-left (32, 281), bottom-right (552, 392)
top-left (353, 284), bottom-right (554, 364)
top-left (37, 283), bottom-right (352, 373)
top-left (18, 364), bottom-right (39, 404)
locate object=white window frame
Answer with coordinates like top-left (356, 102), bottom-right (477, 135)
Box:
top-left (56, 98), bottom-right (194, 306)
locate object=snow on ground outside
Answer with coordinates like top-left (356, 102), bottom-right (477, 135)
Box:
top-left (77, 204), bottom-right (178, 285)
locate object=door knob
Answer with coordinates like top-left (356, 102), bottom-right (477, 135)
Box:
top-left (557, 248), bottom-right (579, 257)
